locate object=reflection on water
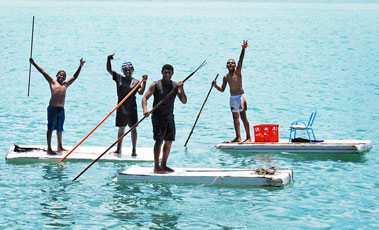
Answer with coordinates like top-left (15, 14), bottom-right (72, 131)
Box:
top-left (111, 182), bottom-right (181, 229)
top-left (40, 164), bottom-right (73, 228)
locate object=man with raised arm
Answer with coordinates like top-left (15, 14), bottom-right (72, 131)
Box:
top-left (29, 57), bottom-right (85, 154)
top-left (107, 53), bottom-right (147, 156)
top-left (212, 40), bottom-right (253, 143)
top-left (142, 64), bottom-right (187, 174)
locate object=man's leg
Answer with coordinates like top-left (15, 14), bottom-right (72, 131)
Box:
top-left (116, 126), bottom-right (126, 153)
top-left (154, 140), bottom-right (164, 173)
top-left (230, 112), bottom-right (241, 142)
top-left (46, 130), bottom-right (56, 154)
top-left (129, 111), bottom-right (138, 156)
top-left (57, 132), bottom-right (67, 151)
top-left (161, 140), bottom-right (173, 172)
top-left (240, 111), bottom-right (253, 143)
top-left (131, 128), bottom-right (137, 156)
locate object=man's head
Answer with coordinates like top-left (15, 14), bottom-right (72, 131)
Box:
top-left (56, 70), bottom-right (66, 84)
top-left (161, 64), bottom-right (174, 82)
top-left (226, 59), bottom-right (236, 72)
top-left (122, 62), bottom-right (134, 77)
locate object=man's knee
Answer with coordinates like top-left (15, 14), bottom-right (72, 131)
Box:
top-left (155, 139), bottom-right (163, 146)
top-left (240, 111), bottom-right (248, 121)
top-left (232, 112), bottom-right (239, 120)
top-left (164, 140), bottom-right (173, 146)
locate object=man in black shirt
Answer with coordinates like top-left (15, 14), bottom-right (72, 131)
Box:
top-left (107, 53), bottom-right (147, 156)
top-left (142, 64), bottom-right (187, 173)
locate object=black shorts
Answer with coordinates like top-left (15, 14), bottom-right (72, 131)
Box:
top-left (116, 109), bottom-right (138, 127)
top-left (152, 116), bottom-right (175, 141)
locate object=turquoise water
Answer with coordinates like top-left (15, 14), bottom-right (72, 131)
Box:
top-left (1, 1), bottom-right (378, 229)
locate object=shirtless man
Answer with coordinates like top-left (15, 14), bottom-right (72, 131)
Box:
top-left (142, 64), bottom-right (187, 173)
top-left (107, 53), bottom-right (147, 156)
top-left (29, 57), bottom-right (85, 154)
top-left (212, 40), bottom-right (253, 143)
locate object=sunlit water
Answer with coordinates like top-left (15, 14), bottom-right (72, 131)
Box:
top-left (0, 1), bottom-right (378, 229)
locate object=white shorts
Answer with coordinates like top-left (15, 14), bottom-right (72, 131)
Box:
top-left (230, 94), bottom-right (247, 112)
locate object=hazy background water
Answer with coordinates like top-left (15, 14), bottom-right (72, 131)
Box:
top-left (0, 1), bottom-right (378, 229)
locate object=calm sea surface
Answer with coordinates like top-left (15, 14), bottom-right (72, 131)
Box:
top-left (0, 1), bottom-right (378, 229)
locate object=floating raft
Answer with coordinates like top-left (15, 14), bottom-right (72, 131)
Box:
top-left (116, 165), bottom-right (293, 187)
top-left (6, 145), bottom-right (155, 161)
top-left (215, 139), bottom-right (372, 154)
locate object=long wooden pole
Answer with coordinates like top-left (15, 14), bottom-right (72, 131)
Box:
top-left (59, 79), bottom-right (146, 162)
top-left (27, 16), bottom-right (35, 97)
top-left (184, 73), bottom-right (219, 147)
top-left (72, 60), bottom-right (207, 181)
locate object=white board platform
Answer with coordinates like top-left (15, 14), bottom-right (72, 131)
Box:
top-left (6, 145), bottom-right (155, 162)
top-left (215, 139), bottom-right (372, 154)
top-left (116, 165), bottom-right (293, 187)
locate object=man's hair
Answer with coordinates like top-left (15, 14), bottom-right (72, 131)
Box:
top-left (56, 70), bottom-right (66, 77)
top-left (227, 59), bottom-right (235, 64)
top-left (161, 64), bottom-right (174, 72)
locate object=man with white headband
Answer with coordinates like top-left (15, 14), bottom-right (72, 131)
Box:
top-left (107, 53), bottom-right (148, 156)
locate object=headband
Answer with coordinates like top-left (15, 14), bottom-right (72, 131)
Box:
top-left (122, 62), bottom-right (133, 68)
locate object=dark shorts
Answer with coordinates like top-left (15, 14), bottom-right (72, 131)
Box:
top-left (116, 108), bottom-right (138, 127)
top-left (152, 116), bottom-right (176, 141)
top-left (47, 106), bottom-right (65, 132)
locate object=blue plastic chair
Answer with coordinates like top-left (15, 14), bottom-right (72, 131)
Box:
top-left (289, 110), bottom-right (317, 142)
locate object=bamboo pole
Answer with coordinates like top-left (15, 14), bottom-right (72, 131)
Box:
top-left (27, 16), bottom-right (35, 96)
top-left (184, 74), bottom-right (219, 147)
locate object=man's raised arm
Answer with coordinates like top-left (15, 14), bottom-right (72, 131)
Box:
top-left (29, 58), bottom-right (54, 84)
top-left (66, 58), bottom-right (85, 87)
top-left (107, 53), bottom-right (115, 76)
top-left (236, 40), bottom-right (248, 74)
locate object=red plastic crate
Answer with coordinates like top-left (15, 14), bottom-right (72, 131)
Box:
top-left (253, 124), bottom-right (279, 142)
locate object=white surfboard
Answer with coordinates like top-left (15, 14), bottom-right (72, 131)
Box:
top-left (116, 165), bottom-right (293, 187)
top-left (215, 139), bottom-right (372, 154)
top-left (6, 145), bottom-right (156, 161)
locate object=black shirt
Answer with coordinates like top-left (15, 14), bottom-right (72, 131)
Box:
top-left (152, 79), bottom-right (178, 118)
top-left (113, 72), bottom-right (140, 111)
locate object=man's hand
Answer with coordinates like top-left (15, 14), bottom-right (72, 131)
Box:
top-left (143, 110), bottom-right (150, 117)
top-left (242, 40), bottom-right (248, 49)
top-left (142, 74), bottom-right (148, 81)
top-left (80, 58), bottom-right (85, 67)
top-left (29, 58), bottom-right (35, 65)
top-left (212, 80), bottom-right (217, 87)
top-left (108, 53), bottom-right (115, 60)
top-left (178, 81), bottom-right (184, 88)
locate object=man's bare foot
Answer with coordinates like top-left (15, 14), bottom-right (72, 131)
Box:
top-left (154, 166), bottom-right (166, 174)
top-left (57, 147), bottom-right (67, 152)
top-left (241, 138), bottom-right (253, 144)
top-left (162, 166), bottom-right (174, 172)
top-left (46, 149), bottom-right (57, 155)
top-left (113, 150), bottom-right (122, 154)
top-left (131, 149), bottom-right (137, 157)
top-left (223, 137), bottom-right (241, 143)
